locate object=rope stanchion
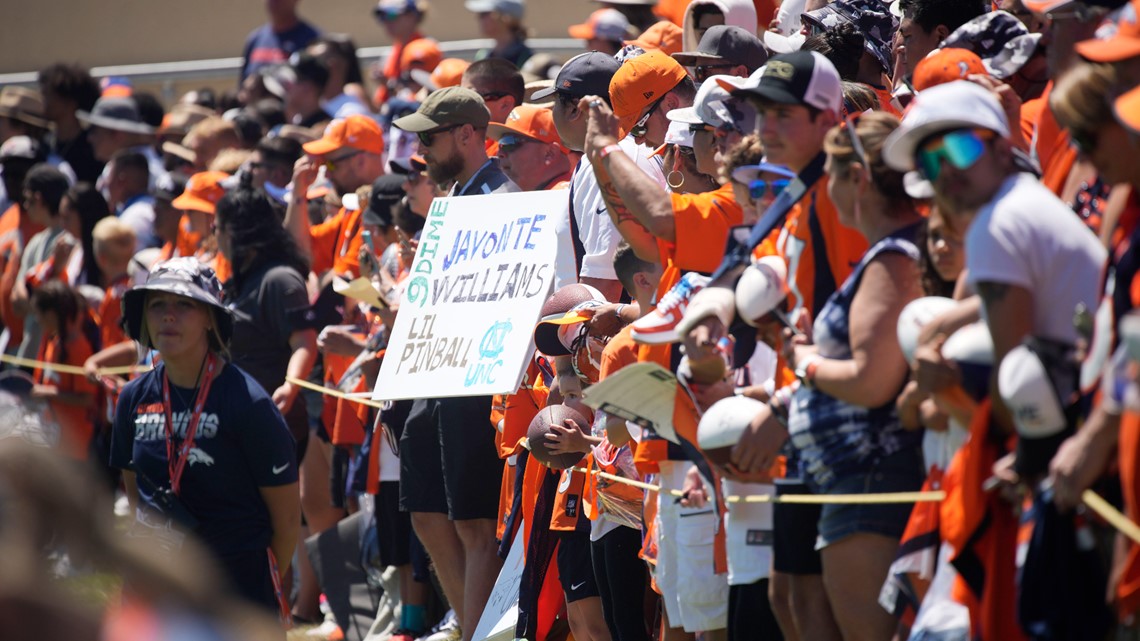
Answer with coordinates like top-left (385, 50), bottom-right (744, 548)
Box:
top-left (570, 466), bottom-right (945, 504)
top-left (1082, 489), bottom-right (1140, 546)
top-left (286, 375), bottom-right (387, 409)
top-left (0, 353), bottom-right (150, 377)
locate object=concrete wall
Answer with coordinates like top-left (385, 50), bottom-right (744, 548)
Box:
top-left (0, 0), bottom-right (589, 73)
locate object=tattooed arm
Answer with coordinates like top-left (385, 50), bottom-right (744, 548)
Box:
top-left (976, 280), bottom-right (1035, 435)
top-left (592, 159), bottom-right (662, 264)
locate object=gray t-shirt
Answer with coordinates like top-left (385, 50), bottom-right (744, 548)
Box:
top-left (16, 226), bottom-right (69, 359)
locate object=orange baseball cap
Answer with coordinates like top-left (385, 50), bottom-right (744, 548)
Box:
top-left (1076, 0), bottom-right (1140, 62)
top-left (303, 115), bottom-right (385, 156)
top-left (609, 49), bottom-right (689, 135)
top-left (1114, 82), bottom-right (1140, 134)
top-left (401, 38), bottom-right (444, 72)
top-left (912, 48), bottom-right (988, 92)
top-left (172, 171), bottom-right (229, 215)
top-left (431, 58), bottom-right (470, 89)
top-left (624, 20), bottom-right (684, 55)
top-left (488, 105), bottom-right (562, 145)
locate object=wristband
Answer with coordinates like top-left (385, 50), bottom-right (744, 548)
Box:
top-left (598, 143), bottom-right (622, 161)
top-left (795, 355), bottom-right (822, 388)
top-left (615, 303), bottom-right (627, 323)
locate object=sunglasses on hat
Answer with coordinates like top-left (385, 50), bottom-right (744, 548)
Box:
top-left (915, 128), bottom-right (996, 183)
top-left (630, 94), bottom-right (667, 138)
top-left (418, 124), bottom-right (461, 147)
top-left (749, 178), bottom-right (791, 200)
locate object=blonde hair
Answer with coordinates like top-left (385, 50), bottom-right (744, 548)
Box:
top-left (823, 111), bottom-right (910, 209)
top-left (91, 217), bottom-right (136, 261)
top-left (1050, 62), bottom-right (1118, 137)
top-left (188, 116), bottom-right (240, 148)
top-left (720, 134), bottom-right (765, 184)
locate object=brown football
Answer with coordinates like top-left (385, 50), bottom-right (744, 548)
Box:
top-left (527, 404), bottom-right (590, 470)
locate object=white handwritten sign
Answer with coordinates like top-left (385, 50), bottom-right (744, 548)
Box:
top-left (373, 190), bottom-right (563, 401)
top-left (472, 529), bottom-right (524, 641)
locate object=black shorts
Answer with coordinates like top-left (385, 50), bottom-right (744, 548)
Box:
top-left (771, 478), bottom-right (823, 575)
top-left (557, 531), bottom-right (600, 603)
top-left (399, 396), bottom-right (504, 520)
top-left (377, 481), bottom-right (413, 567)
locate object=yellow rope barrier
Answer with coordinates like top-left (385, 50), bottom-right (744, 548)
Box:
top-left (285, 375), bottom-right (386, 409)
top-left (1082, 489), bottom-right (1140, 546)
top-left (0, 353), bottom-right (150, 377)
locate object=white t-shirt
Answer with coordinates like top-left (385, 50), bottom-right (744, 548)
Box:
top-left (966, 172), bottom-right (1106, 345)
top-left (552, 137), bottom-right (666, 291)
top-left (322, 94), bottom-right (371, 119)
top-left (118, 195), bottom-right (160, 251)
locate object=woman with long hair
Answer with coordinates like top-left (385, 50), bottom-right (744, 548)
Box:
top-left (110, 258), bottom-right (301, 615)
top-left (212, 184), bottom-right (326, 621)
top-left (58, 182), bottom-right (110, 287)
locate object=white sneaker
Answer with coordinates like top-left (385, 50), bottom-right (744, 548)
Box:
top-left (630, 273), bottom-right (710, 344)
top-left (417, 610), bottom-right (460, 641)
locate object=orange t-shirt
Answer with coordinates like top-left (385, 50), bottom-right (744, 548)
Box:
top-left (655, 183), bottom-right (744, 299)
top-left (311, 206), bottom-right (364, 277)
top-left (98, 274), bottom-right (132, 349)
top-left (35, 331), bottom-right (98, 460)
top-left (0, 206), bottom-right (44, 346)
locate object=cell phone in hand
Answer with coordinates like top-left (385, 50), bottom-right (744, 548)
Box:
top-left (362, 229), bottom-right (376, 253)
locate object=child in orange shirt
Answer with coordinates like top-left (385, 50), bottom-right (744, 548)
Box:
top-left (91, 217), bottom-right (136, 350)
top-left (31, 280), bottom-right (98, 462)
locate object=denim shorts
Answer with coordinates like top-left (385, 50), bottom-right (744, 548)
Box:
top-left (815, 447), bottom-right (925, 550)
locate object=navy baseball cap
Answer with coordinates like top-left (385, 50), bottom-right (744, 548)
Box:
top-left (531, 51), bottom-right (621, 102)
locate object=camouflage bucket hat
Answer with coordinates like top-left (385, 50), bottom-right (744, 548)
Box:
top-left (122, 257), bottom-right (233, 346)
top-left (802, 0), bottom-right (899, 73)
top-left (939, 10), bottom-right (1040, 79)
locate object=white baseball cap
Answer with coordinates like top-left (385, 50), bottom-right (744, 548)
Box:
top-left (882, 80), bottom-right (1010, 173)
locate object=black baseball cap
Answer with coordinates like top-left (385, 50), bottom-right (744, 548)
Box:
top-left (717, 50), bottom-right (843, 114)
top-left (531, 51), bottom-right (621, 102)
top-left (363, 175), bottom-right (405, 228)
top-left (673, 26), bottom-right (768, 72)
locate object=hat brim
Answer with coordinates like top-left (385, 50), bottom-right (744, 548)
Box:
top-left (302, 136), bottom-right (349, 156)
top-left (391, 111), bottom-right (445, 133)
top-left (171, 193), bottom-right (218, 215)
top-left (533, 310), bottom-right (593, 356)
top-left (671, 52), bottom-right (729, 67)
top-left (731, 162), bottom-right (797, 185)
top-left (715, 75), bottom-right (757, 94)
top-left (122, 282), bottom-right (233, 346)
top-left (734, 83), bottom-right (802, 105)
top-left (529, 85), bottom-right (562, 101)
top-left (568, 24), bottom-right (596, 39)
top-left (408, 68), bottom-right (437, 91)
top-left (1115, 84), bottom-right (1140, 134)
top-left (0, 108), bottom-right (50, 130)
top-left (161, 141), bottom-right (196, 163)
top-left (762, 31), bottom-right (805, 54)
top-left (1075, 36), bottom-right (1140, 63)
top-left (77, 110), bottom-right (155, 135)
top-left (487, 122), bottom-right (538, 142)
top-left (882, 118), bottom-right (1005, 172)
top-left (665, 106), bottom-right (703, 125)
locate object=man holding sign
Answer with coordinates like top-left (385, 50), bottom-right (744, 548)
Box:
top-left (391, 87), bottom-right (516, 641)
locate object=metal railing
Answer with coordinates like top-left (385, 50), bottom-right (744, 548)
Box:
top-left (0, 38), bottom-right (584, 87)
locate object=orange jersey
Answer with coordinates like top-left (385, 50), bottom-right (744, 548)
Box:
top-left (655, 183), bottom-right (744, 300)
top-left (35, 330), bottom-right (98, 460)
top-left (311, 206), bottom-right (364, 277)
top-left (98, 274), bottom-right (132, 349)
top-left (778, 178), bottom-right (867, 320)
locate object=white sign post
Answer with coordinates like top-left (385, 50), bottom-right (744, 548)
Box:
top-left (373, 190), bottom-right (563, 401)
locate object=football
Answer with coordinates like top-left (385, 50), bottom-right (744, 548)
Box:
top-left (539, 283), bottom-right (605, 320)
top-left (527, 404), bottom-right (590, 470)
top-left (697, 395), bottom-right (767, 468)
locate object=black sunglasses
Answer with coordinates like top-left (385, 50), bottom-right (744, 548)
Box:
top-left (694, 63), bottom-right (734, 82)
top-left (418, 124), bottom-right (461, 147)
top-left (631, 94), bottom-right (667, 138)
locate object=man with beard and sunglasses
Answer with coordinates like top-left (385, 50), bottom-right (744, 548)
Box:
top-left (385, 85), bottom-right (515, 641)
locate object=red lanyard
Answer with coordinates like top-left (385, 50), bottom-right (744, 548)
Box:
top-left (162, 353), bottom-right (218, 496)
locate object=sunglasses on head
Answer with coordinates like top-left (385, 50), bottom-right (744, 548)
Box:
top-left (630, 94), bottom-right (667, 138)
top-left (418, 124), bottom-right (461, 147)
top-left (749, 178), bottom-right (791, 200)
top-left (915, 128), bottom-right (996, 183)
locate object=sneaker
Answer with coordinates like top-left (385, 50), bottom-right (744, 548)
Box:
top-left (630, 273), bottom-right (710, 344)
top-left (388, 630), bottom-right (423, 641)
top-left (307, 595), bottom-right (345, 641)
top-left (417, 610), bottom-right (460, 641)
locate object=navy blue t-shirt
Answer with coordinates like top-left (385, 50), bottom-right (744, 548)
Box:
top-left (110, 361), bottom-right (298, 558)
top-left (241, 21), bottom-right (320, 80)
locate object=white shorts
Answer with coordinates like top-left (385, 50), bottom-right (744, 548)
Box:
top-left (654, 461), bottom-right (728, 632)
top-left (723, 479), bottom-right (774, 586)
